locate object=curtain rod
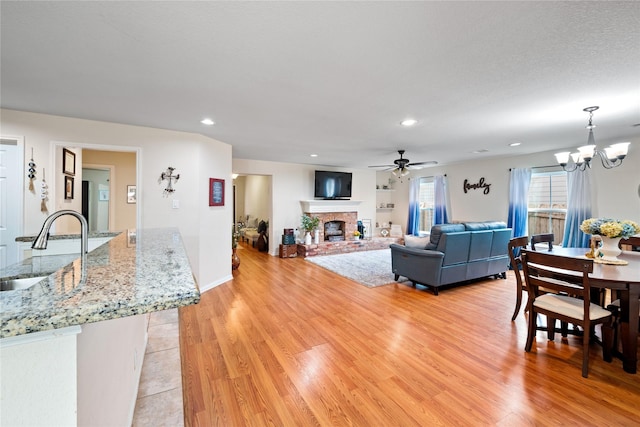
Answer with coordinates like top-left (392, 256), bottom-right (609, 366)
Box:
top-left (418, 174), bottom-right (447, 179)
top-left (509, 165), bottom-right (561, 171)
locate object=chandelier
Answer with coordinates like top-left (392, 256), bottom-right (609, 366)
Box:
top-left (554, 106), bottom-right (630, 172)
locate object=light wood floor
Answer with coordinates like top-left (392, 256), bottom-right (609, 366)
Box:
top-left (179, 242), bottom-right (640, 426)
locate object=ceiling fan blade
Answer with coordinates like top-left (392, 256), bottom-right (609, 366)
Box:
top-left (408, 161), bottom-right (438, 167)
top-left (368, 164), bottom-right (395, 168)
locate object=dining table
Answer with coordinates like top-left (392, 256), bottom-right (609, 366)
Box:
top-left (541, 247), bottom-right (640, 374)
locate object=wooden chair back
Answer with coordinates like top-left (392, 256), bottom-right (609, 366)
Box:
top-left (521, 250), bottom-right (592, 299)
top-left (531, 233), bottom-right (554, 251)
top-left (619, 236), bottom-right (640, 250)
top-left (508, 236), bottom-right (529, 321)
top-left (521, 250), bottom-right (612, 377)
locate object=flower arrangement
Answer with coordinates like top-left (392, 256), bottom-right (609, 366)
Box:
top-left (301, 214), bottom-right (320, 232)
top-left (580, 218), bottom-right (640, 239)
top-left (353, 230), bottom-right (361, 237)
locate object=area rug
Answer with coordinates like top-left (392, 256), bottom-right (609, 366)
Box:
top-left (305, 249), bottom-right (409, 288)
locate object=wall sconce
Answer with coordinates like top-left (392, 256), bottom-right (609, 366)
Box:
top-left (555, 106), bottom-right (630, 172)
top-left (159, 166), bottom-right (180, 196)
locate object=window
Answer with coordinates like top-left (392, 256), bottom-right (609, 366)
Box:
top-left (418, 178), bottom-right (435, 234)
top-left (527, 172), bottom-right (567, 244)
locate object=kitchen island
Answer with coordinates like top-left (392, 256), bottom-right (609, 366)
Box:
top-left (1, 228), bottom-right (200, 426)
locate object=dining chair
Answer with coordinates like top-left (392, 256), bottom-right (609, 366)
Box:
top-left (530, 233), bottom-right (554, 251)
top-left (619, 235), bottom-right (640, 251)
top-left (521, 250), bottom-right (614, 378)
top-left (508, 236), bottom-right (529, 321)
top-left (608, 235), bottom-right (640, 354)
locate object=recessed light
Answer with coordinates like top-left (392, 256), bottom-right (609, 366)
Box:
top-left (310, 153), bottom-right (318, 157)
top-left (200, 118), bottom-right (215, 125)
top-left (509, 142), bottom-right (521, 147)
top-left (472, 149), bottom-right (489, 154)
top-left (400, 119), bottom-right (417, 126)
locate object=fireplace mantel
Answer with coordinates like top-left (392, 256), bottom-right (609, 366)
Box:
top-left (300, 200), bottom-right (362, 213)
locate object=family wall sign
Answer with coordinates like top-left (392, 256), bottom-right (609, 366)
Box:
top-left (463, 177), bottom-right (491, 195)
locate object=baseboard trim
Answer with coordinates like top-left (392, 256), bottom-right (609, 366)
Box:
top-left (200, 274), bottom-right (232, 293)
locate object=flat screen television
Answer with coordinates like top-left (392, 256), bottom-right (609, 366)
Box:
top-left (314, 170), bottom-right (352, 199)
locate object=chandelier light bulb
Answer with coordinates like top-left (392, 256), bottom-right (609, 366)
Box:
top-left (555, 152), bottom-right (570, 165)
top-left (578, 145), bottom-right (595, 161)
top-left (604, 147), bottom-right (618, 160)
top-left (610, 142), bottom-right (630, 159)
top-left (570, 152), bottom-right (582, 165)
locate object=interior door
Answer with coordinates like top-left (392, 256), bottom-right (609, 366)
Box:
top-left (0, 138), bottom-right (23, 267)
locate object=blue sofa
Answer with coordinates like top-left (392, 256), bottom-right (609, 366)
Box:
top-left (390, 221), bottom-right (511, 295)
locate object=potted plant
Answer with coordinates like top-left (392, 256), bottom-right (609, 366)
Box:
top-left (353, 230), bottom-right (361, 240)
top-left (301, 214), bottom-right (320, 245)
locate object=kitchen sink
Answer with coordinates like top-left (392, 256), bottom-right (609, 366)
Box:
top-left (0, 276), bottom-right (47, 292)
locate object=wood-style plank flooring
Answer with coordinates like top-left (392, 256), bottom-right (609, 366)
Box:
top-left (179, 242), bottom-right (640, 426)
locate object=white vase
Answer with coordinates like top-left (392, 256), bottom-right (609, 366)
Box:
top-left (304, 231), bottom-right (312, 245)
top-left (314, 230), bottom-right (320, 244)
top-left (599, 236), bottom-right (622, 261)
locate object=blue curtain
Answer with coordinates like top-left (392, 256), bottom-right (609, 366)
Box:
top-left (562, 169), bottom-right (592, 248)
top-left (406, 177), bottom-right (420, 235)
top-left (434, 175), bottom-right (449, 225)
top-left (507, 168), bottom-right (532, 238)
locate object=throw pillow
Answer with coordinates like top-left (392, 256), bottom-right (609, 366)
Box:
top-left (404, 235), bottom-right (431, 249)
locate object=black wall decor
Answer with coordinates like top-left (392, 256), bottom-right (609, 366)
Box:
top-left (463, 177), bottom-right (491, 195)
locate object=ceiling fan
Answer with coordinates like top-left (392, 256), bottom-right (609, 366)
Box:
top-left (369, 150), bottom-right (437, 177)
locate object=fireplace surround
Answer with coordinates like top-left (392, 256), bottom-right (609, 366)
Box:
top-left (297, 200), bottom-right (402, 257)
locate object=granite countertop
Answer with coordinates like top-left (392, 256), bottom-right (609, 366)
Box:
top-left (1, 228), bottom-right (200, 338)
top-left (15, 231), bottom-right (121, 242)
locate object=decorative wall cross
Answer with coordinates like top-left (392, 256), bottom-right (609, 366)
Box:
top-left (159, 166), bottom-right (180, 196)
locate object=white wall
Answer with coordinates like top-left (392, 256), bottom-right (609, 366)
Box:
top-left (244, 175), bottom-right (271, 221)
top-left (386, 145), bottom-right (640, 230)
top-left (2, 109), bottom-right (232, 288)
top-left (232, 158), bottom-right (376, 255)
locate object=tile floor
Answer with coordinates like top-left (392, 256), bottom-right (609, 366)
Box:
top-left (132, 308), bottom-right (184, 426)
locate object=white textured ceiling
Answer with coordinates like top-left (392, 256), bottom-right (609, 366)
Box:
top-left (2, 1), bottom-right (639, 169)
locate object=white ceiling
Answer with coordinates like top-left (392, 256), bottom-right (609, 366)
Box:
top-left (2, 1), bottom-right (639, 169)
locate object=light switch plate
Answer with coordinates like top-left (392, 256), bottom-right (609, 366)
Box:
top-left (172, 199), bottom-right (179, 209)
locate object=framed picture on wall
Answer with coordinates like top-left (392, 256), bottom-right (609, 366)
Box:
top-left (62, 148), bottom-right (75, 176)
top-left (209, 178), bottom-right (224, 206)
top-left (64, 176), bottom-right (74, 199)
top-left (361, 219), bottom-right (372, 239)
top-left (127, 185), bottom-right (137, 204)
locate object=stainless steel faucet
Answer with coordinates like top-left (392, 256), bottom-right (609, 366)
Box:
top-left (32, 209), bottom-right (89, 256)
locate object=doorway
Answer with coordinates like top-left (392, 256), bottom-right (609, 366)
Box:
top-left (0, 137), bottom-right (24, 267)
top-left (82, 167), bottom-right (112, 232)
top-left (50, 142), bottom-right (140, 233)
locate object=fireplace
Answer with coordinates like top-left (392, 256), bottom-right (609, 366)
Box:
top-left (300, 200), bottom-right (361, 244)
top-left (305, 211), bottom-right (357, 242)
top-left (298, 200), bottom-right (401, 257)
top-left (324, 220), bottom-right (345, 241)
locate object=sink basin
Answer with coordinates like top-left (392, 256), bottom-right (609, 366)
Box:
top-left (0, 276), bottom-right (47, 291)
